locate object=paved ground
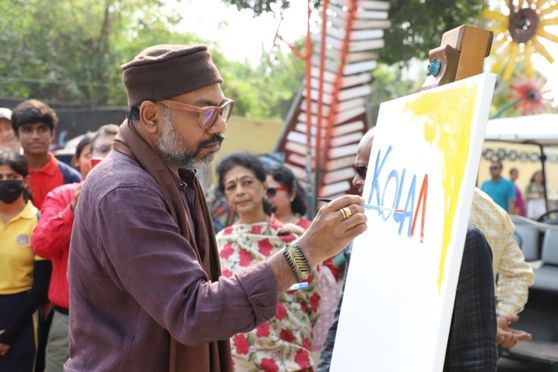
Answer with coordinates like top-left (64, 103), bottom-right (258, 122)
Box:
top-left (498, 357), bottom-right (557, 371)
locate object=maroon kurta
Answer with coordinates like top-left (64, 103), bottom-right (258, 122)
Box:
top-left (66, 149), bottom-right (278, 371)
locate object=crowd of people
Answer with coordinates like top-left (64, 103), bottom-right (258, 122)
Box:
top-left (481, 160), bottom-right (549, 220)
top-left (0, 100), bottom-right (118, 371)
top-left (0, 42), bottom-right (537, 372)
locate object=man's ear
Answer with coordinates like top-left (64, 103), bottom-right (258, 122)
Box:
top-left (138, 101), bottom-right (162, 134)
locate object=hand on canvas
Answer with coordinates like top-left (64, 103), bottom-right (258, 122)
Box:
top-left (497, 315), bottom-right (532, 349)
top-left (297, 195), bottom-right (366, 266)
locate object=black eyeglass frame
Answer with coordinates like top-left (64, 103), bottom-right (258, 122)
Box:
top-left (354, 165), bottom-right (368, 179)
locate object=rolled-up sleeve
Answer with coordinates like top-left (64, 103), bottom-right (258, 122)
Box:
top-left (495, 225), bottom-right (534, 317)
top-left (97, 184), bottom-right (278, 346)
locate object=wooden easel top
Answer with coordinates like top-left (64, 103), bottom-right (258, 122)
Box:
top-left (422, 25), bottom-right (493, 90)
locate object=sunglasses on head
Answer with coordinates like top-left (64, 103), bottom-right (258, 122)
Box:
top-left (159, 98), bottom-right (234, 130)
top-left (266, 186), bottom-right (289, 198)
top-left (354, 165), bottom-right (368, 179)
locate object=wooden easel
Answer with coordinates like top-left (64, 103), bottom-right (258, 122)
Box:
top-left (422, 25), bottom-right (493, 90)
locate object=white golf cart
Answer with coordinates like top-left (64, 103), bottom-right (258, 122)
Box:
top-left (484, 113), bottom-right (558, 370)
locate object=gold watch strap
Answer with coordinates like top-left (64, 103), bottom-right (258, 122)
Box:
top-left (283, 244), bottom-right (311, 282)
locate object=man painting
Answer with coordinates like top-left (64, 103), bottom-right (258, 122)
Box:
top-left (66, 45), bottom-right (366, 372)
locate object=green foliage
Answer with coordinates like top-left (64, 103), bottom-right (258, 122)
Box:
top-left (254, 49), bottom-right (305, 118)
top-left (222, 0), bottom-right (487, 64)
top-left (0, 0), bottom-right (491, 119)
top-left (0, 0), bottom-right (199, 106)
top-left (0, 0), bottom-right (301, 118)
top-left (380, 0), bottom-right (486, 64)
top-left (216, 44), bottom-right (304, 119)
top-left (223, 0), bottom-right (298, 15)
top-left (369, 63), bottom-right (418, 124)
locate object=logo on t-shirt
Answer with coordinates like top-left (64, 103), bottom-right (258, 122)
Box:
top-left (17, 234), bottom-right (30, 246)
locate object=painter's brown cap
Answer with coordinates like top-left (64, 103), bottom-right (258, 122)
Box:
top-left (122, 45), bottom-right (223, 107)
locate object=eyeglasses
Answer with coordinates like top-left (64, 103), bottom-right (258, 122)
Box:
top-left (489, 165), bottom-right (501, 170)
top-left (354, 165), bottom-right (368, 179)
top-left (159, 99), bottom-right (234, 130)
top-left (266, 186), bottom-right (289, 198)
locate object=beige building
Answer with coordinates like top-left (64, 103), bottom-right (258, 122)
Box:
top-left (199, 115), bottom-right (284, 187)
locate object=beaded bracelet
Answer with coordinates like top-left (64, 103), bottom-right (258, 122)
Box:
top-left (283, 244), bottom-right (311, 283)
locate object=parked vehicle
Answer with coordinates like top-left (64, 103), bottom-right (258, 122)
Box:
top-left (484, 113), bottom-right (558, 369)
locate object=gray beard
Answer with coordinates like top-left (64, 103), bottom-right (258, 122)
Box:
top-left (156, 106), bottom-right (212, 169)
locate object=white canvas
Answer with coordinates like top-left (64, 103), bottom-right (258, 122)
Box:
top-left (330, 73), bottom-right (496, 372)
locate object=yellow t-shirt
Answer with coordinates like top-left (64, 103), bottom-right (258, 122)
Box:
top-left (0, 201), bottom-right (44, 294)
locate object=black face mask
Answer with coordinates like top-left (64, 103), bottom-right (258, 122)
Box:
top-left (0, 180), bottom-right (25, 203)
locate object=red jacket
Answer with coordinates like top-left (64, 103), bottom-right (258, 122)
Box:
top-left (32, 182), bottom-right (80, 309)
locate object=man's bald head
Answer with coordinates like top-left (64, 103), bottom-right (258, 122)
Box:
top-left (352, 127), bottom-right (375, 195)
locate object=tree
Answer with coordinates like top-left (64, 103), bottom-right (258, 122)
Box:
top-left (223, 0), bottom-right (486, 65)
top-left (0, 0), bottom-right (200, 106)
top-left (0, 0), bottom-right (296, 117)
top-left (369, 63), bottom-right (418, 124)
top-left (224, 0), bottom-right (295, 15)
top-left (380, 0), bottom-right (486, 64)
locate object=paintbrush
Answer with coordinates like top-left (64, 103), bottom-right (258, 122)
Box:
top-left (317, 198), bottom-right (404, 214)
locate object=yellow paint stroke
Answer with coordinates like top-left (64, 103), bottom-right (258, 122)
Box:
top-left (404, 83), bottom-right (478, 290)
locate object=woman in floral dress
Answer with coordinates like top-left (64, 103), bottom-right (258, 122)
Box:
top-left (216, 152), bottom-right (320, 372)
top-left (265, 165), bottom-right (340, 354)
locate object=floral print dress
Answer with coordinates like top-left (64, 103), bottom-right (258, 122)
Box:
top-left (216, 220), bottom-right (320, 371)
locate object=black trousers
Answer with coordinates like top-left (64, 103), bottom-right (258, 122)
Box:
top-left (0, 292), bottom-right (37, 372)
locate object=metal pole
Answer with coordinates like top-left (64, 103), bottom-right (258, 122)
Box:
top-left (315, 0), bottom-right (329, 212)
top-left (304, 0), bottom-right (316, 218)
top-left (539, 144), bottom-right (550, 214)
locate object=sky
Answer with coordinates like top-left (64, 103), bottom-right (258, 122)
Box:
top-left (171, 0), bottom-right (558, 104)
top-left (174, 0), bottom-right (310, 65)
